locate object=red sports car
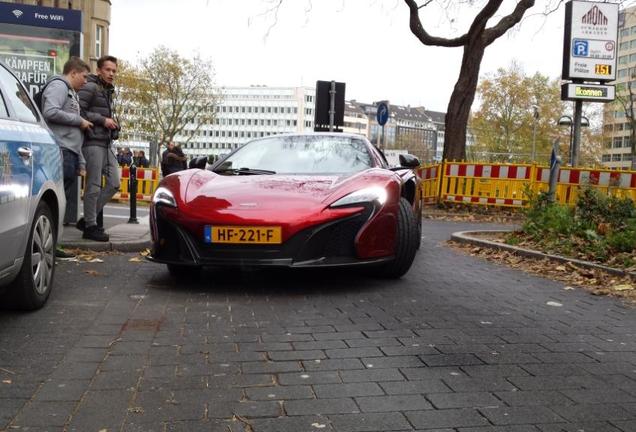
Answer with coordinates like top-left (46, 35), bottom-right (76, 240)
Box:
top-left (148, 133), bottom-right (422, 278)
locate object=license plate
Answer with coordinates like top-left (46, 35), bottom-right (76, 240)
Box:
top-left (204, 226), bottom-right (282, 244)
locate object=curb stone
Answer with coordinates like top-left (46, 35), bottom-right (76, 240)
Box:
top-left (451, 229), bottom-right (636, 278)
top-left (60, 239), bottom-right (151, 253)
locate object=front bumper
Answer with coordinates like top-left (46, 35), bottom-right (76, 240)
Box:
top-left (149, 206), bottom-right (393, 268)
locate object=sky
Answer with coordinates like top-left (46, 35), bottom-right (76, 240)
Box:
top-left (109, 0), bottom-right (615, 113)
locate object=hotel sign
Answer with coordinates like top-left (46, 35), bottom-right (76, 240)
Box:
top-left (562, 1), bottom-right (619, 82)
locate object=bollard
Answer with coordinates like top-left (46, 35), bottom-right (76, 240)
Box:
top-left (547, 139), bottom-right (561, 204)
top-left (128, 163), bottom-right (139, 224)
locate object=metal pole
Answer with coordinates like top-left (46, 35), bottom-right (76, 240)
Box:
top-left (572, 100), bottom-right (583, 166)
top-left (328, 80), bottom-right (336, 132)
top-left (531, 105), bottom-right (538, 162)
top-left (381, 125), bottom-right (385, 151)
top-left (568, 121), bottom-right (574, 166)
top-left (128, 164), bottom-right (139, 224)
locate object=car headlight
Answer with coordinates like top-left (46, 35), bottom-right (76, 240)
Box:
top-left (152, 186), bottom-right (177, 207)
top-left (330, 186), bottom-right (387, 208)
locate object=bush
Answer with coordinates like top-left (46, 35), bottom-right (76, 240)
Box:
top-left (575, 187), bottom-right (636, 231)
top-left (522, 190), bottom-right (576, 240)
top-left (607, 221), bottom-right (636, 253)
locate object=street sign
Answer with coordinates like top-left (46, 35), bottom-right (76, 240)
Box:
top-left (562, 1), bottom-right (619, 82)
top-left (314, 80), bottom-right (345, 132)
top-left (561, 82), bottom-right (615, 102)
top-left (376, 102), bottom-right (389, 126)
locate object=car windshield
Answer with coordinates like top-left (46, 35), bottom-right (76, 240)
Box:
top-left (214, 135), bottom-right (374, 175)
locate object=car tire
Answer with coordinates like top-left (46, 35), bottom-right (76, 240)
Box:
top-left (6, 201), bottom-right (57, 310)
top-left (167, 263), bottom-right (201, 280)
top-left (377, 197), bottom-right (419, 279)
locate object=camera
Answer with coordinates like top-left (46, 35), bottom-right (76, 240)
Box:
top-left (111, 126), bottom-right (121, 141)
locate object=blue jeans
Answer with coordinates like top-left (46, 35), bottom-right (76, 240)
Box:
top-left (62, 148), bottom-right (79, 201)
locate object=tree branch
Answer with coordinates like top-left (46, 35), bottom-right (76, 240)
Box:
top-left (403, 0), bottom-right (468, 47)
top-left (468, 0), bottom-right (504, 38)
top-left (484, 0), bottom-right (536, 46)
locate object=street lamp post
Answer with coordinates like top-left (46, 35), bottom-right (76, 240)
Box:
top-left (557, 115), bottom-right (589, 166)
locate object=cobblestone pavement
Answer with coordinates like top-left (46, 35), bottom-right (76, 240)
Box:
top-left (1, 220), bottom-right (636, 432)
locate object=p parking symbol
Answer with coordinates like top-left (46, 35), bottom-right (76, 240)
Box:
top-left (573, 40), bottom-right (589, 57)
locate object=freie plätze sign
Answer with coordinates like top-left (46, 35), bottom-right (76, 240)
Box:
top-left (562, 1), bottom-right (619, 82)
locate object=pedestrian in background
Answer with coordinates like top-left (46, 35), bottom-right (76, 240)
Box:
top-left (161, 141), bottom-right (187, 177)
top-left (41, 56), bottom-right (93, 258)
top-left (135, 150), bottom-right (150, 168)
top-left (76, 55), bottom-right (121, 242)
top-left (116, 147), bottom-right (124, 165)
top-left (120, 147), bottom-right (132, 166)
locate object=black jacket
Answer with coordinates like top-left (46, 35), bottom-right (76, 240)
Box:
top-left (161, 148), bottom-right (187, 176)
top-left (78, 74), bottom-right (115, 148)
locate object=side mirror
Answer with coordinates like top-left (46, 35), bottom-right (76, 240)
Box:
top-left (399, 154), bottom-right (420, 168)
top-left (189, 156), bottom-right (207, 170)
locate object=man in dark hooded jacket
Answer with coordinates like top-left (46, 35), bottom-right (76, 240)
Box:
top-left (161, 142), bottom-right (187, 176)
top-left (76, 55), bottom-right (120, 242)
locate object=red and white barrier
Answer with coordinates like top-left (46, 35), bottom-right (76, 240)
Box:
top-left (445, 163), bottom-right (532, 180)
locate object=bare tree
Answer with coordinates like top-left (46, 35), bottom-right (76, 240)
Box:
top-left (117, 46), bottom-right (221, 156)
top-left (405, 0), bottom-right (536, 161)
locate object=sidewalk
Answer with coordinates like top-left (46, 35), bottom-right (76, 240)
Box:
top-left (59, 216), bottom-right (151, 252)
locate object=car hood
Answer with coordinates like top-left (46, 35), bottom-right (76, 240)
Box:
top-left (178, 169), bottom-right (393, 226)
top-left (186, 172), bottom-right (356, 208)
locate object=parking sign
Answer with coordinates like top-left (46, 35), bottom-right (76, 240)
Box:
top-left (562, 1), bottom-right (618, 82)
top-left (572, 39), bottom-right (589, 57)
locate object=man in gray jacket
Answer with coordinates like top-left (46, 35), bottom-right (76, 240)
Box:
top-left (77, 55), bottom-right (120, 242)
top-left (41, 56), bottom-right (93, 256)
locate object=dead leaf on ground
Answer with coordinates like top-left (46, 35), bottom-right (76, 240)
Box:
top-left (84, 270), bottom-right (101, 276)
top-left (449, 241), bottom-right (636, 305)
top-left (129, 257), bottom-right (143, 263)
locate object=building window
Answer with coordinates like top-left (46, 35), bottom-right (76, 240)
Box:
top-left (614, 137), bottom-right (623, 148)
top-left (620, 55), bottom-right (629, 65)
top-left (612, 154), bottom-right (622, 162)
top-left (602, 154), bottom-right (611, 162)
top-left (95, 25), bottom-right (104, 58)
top-left (621, 41), bottom-right (630, 50)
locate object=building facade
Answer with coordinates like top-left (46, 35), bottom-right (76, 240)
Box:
top-left (174, 86), bottom-right (316, 157)
top-left (1, 0), bottom-right (110, 71)
top-left (602, 5), bottom-right (636, 168)
top-left (342, 100), bottom-right (369, 136)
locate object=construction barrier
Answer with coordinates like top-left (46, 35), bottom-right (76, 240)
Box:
top-left (418, 164), bottom-right (441, 204)
top-left (115, 166), bottom-right (160, 202)
top-left (420, 161), bottom-right (636, 208)
top-left (440, 162), bottom-right (534, 207)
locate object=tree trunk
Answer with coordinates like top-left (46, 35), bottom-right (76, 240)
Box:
top-left (443, 42), bottom-right (486, 161)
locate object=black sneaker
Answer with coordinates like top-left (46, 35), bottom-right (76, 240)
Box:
top-left (83, 225), bottom-right (109, 242)
top-left (76, 217), bottom-right (105, 233)
top-left (55, 248), bottom-right (75, 259)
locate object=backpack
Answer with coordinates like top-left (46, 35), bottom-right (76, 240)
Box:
top-left (33, 77), bottom-right (71, 112)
